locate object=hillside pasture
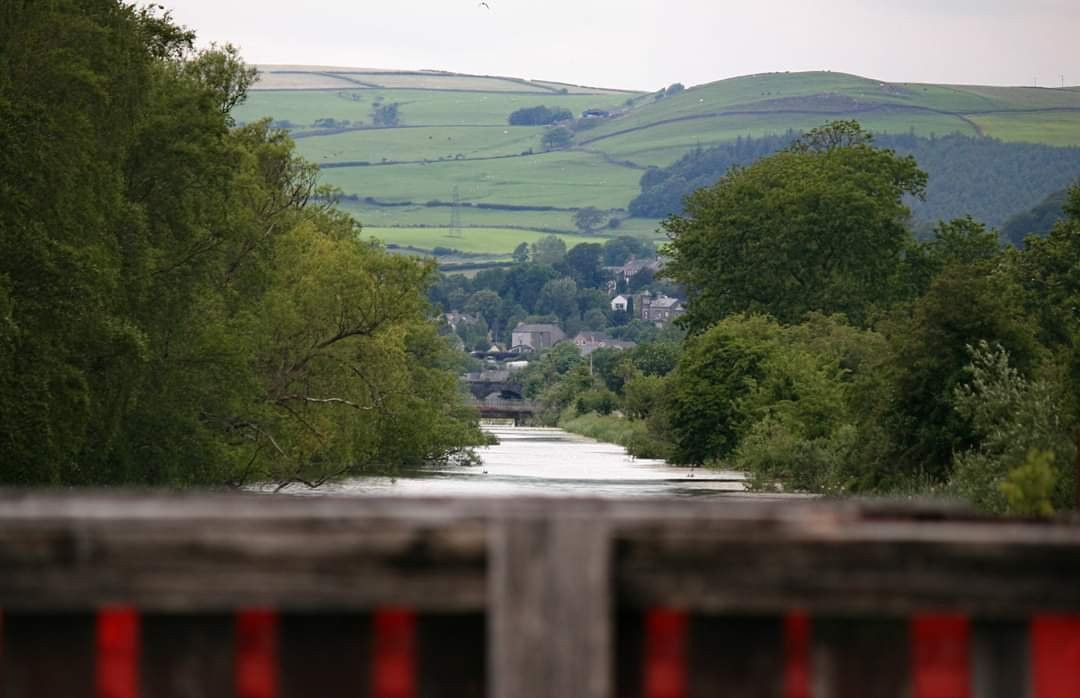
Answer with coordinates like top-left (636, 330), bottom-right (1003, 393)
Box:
top-left (236, 89), bottom-right (632, 128)
top-left (319, 149), bottom-right (644, 209)
top-left (364, 226), bottom-right (603, 255)
top-left (323, 72), bottom-right (554, 92)
top-left (580, 72), bottom-right (1080, 144)
top-left (968, 111), bottom-right (1080, 146)
top-left (337, 200), bottom-right (663, 237)
top-left (253, 71), bottom-right (367, 90)
top-left (295, 125), bottom-right (544, 164)
top-left (588, 109), bottom-right (980, 168)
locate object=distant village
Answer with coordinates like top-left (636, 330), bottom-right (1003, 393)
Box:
top-left (445, 255), bottom-right (684, 360)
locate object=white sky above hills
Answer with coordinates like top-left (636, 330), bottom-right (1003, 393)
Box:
top-left (166, 0), bottom-right (1080, 91)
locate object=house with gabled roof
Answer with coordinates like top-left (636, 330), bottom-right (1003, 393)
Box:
top-left (510, 323), bottom-right (566, 353)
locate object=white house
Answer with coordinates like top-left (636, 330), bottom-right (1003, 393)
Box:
top-left (610, 294), bottom-right (629, 312)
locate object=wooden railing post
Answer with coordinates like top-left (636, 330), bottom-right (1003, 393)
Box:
top-left (489, 512), bottom-right (612, 698)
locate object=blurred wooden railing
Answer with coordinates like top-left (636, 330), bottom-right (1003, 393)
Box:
top-left (0, 493), bottom-right (1078, 697)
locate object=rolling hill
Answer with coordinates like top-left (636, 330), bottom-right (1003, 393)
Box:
top-left (232, 67), bottom-right (1080, 259)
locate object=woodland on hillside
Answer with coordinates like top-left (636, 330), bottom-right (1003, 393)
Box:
top-left (629, 131), bottom-right (1080, 236)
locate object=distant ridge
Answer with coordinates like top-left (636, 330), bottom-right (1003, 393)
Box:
top-left (252, 65), bottom-right (639, 95)
top-left (233, 67), bottom-right (1080, 258)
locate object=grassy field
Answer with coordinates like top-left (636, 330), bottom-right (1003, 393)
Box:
top-left (588, 109), bottom-right (980, 167)
top-left (239, 66), bottom-right (1080, 256)
top-left (318, 150), bottom-right (644, 209)
top-left (968, 111), bottom-right (1080, 147)
top-left (339, 201), bottom-right (662, 236)
top-left (363, 226), bottom-right (603, 255)
top-left (236, 89), bottom-right (631, 129)
top-left (296, 125), bottom-right (544, 164)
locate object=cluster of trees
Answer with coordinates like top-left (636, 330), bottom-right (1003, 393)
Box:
top-left (508, 105), bottom-right (573, 126)
top-left (0, 1), bottom-right (486, 487)
top-left (652, 83), bottom-right (685, 101)
top-left (541, 126), bottom-right (574, 151)
top-left (429, 235), bottom-right (666, 350)
top-left (628, 131), bottom-right (1080, 236)
top-left (371, 100), bottom-right (400, 127)
top-left (538, 122), bottom-right (1079, 515)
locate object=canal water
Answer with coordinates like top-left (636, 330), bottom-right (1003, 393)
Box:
top-left (287, 425), bottom-right (788, 499)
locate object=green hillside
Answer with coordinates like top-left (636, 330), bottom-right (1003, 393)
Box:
top-left (233, 67), bottom-right (1080, 258)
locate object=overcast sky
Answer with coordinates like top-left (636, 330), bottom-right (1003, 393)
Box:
top-left (166, 0), bottom-right (1079, 91)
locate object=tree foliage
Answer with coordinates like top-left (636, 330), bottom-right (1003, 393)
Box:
top-left (629, 131), bottom-right (1080, 233)
top-left (663, 121), bottom-right (927, 329)
top-left (0, 2), bottom-right (485, 486)
top-left (507, 105), bottom-right (572, 126)
top-left (572, 207), bottom-right (606, 233)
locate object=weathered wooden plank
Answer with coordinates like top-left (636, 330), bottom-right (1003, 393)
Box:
top-left (0, 518), bottom-right (487, 612)
top-left (489, 514), bottom-right (612, 698)
top-left (1, 493), bottom-right (1079, 623)
top-left (1, 612), bottom-right (96, 698)
top-left (616, 535), bottom-right (1080, 616)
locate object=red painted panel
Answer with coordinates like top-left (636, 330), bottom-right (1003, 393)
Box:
top-left (912, 615), bottom-right (970, 698)
top-left (644, 608), bottom-right (688, 698)
top-left (372, 608), bottom-right (417, 698)
top-left (1032, 615), bottom-right (1080, 698)
top-left (235, 609), bottom-right (279, 698)
top-left (97, 607), bottom-right (140, 698)
top-left (785, 612), bottom-right (811, 698)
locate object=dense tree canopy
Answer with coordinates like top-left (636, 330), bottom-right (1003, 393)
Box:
top-left (629, 132), bottom-right (1080, 234)
top-left (507, 105), bottom-right (572, 126)
top-left (0, 1), bottom-right (485, 486)
top-left (663, 122), bottom-right (927, 330)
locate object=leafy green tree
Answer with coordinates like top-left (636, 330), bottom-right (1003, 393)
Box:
top-left (512, 241), bottom-right (530, 264)
top-left (541, 126), bottom-right (573, 151)
top-left (504, 263), bottom-right (559, 313)
top-left (663, 121), bottom-right (927, 329)
top-left (371, 102), bottom-right (400, 126)
top-left (537, 278), bottom-right (579, 323)
top-left (530, 235), bottom-right (568, 267)
top-left (573, 207), bottom-right (606, 234)
top-left (947, 342), bottom-right (1075, 513)
top-left (508, 105), bottom-right (572, 126)
top-left (565, 243), bottom-right (605, 288)
top-left (465, 289), bottom-right (502, 332)
top-left (663, 324), bottom-right (765, 464)
top-left (0, 2), bottom-right (486, 486)
top-left (877, 266), bottom-right (1040, 483)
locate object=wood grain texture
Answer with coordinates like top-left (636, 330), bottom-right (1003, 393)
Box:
top-left (489, 514), bottom-right (612, 698)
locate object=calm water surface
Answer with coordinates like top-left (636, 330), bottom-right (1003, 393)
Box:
top-left (292, 425), bottom-right (791, 499)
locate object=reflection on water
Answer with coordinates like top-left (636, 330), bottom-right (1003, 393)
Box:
top-left (287, 425), bottom-right (795, 499)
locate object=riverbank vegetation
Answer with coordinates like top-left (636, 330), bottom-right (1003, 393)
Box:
top-left (522, 122), bottom-right (1080, 515)
top-left (0, 2), bottom-right (487, 487)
